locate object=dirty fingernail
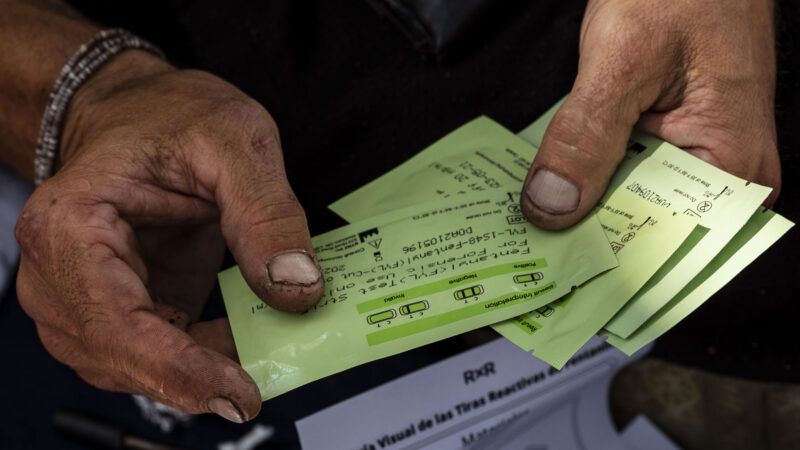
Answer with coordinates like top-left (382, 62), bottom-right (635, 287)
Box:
top-left (209, 397), bottom-right (245, 423)
top-left (267, 251), bottom-right (321, 286)
top-left (525, 169), bottom-right (580, 214)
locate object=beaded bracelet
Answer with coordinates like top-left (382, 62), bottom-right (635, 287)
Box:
top-left (34, 28), bottom-right (164, 185)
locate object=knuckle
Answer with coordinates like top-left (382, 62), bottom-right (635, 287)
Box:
top-left (581, 5), bottom-right (686, 95)
top-left (15, 183), bottom-right (93, 258)
top-left (219, 133), bottom-right (287, 202)
top-left (104, 314), bottom-right (187, 392)
top-left (37, 326), bottom-right (85, 368)
top-left (136, 341), bottom-right (201, 405)
top-left (14, 195), bottom-right (49, 251)
top-left (545, 109), bottom-right (613, 165)
top-left (593, 3), bottom-right (681, 52)
top-left (246, 132), bottom-right (281, 160)
top-left (242, 198), bottom-right (308, 235)
top-left (235, 171), bottom-right (298, 209)
top-left (203, 95), bottom-right (277, 140)
top-left (259, 195), bottom-right (305, 218)
top-left (75, 300), bottom-right (114, 346)
top-left (166, 342), bottom-right (248, 408)
top-left (13, 210), bottom-right (34, 250)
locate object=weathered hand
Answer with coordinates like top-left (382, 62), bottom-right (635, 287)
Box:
top-left (15, 51), bottom-right (324, 422)
top-left (522, 0), bottom-right (781, 229)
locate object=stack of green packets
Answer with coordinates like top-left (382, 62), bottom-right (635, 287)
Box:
top-left (219, 100), bottom-right (793, 401)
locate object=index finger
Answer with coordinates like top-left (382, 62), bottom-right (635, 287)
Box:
top-left (18, 194), bottom-right (261, 421)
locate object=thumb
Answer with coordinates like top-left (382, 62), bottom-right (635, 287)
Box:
top-left (212, 124), bottom-right (323, 312)
top-left (522, 8), bottom-right (674, 230)
top-left (520, 92), bottom-right (640, 230)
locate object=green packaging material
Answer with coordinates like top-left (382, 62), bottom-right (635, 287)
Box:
top-left (220, 191), bottom-right (617, 400)
top-left (604, 208), bottom-right (793, 354)
top-left (330, 116), bottom-right (698, 368)
top-left (493, 188), bottom-right (700, 368)
top-left (329, 117), bottom-right (533, 220)
top-left (517, 100), bottom-right (774, 339)
top-left (600, 143), bottom-right (770, 337)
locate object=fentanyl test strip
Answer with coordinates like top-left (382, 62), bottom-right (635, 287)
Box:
top-left (220, 100), bottom-right (792, 401)
top-left (516, 99), bottom-right (792, 349)
top-left (330, 117), bottom-right (701, 368)
top-left (220, 191), bottom-right (617, 400)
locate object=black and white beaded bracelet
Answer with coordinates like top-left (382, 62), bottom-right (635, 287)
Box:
top-left (34, 28), bottom-right (164, 185)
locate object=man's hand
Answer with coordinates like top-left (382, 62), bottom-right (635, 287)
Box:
top-left (522, 0), bottom-right (782, 230)
top-left (14, 51), bottom-right (324, 422)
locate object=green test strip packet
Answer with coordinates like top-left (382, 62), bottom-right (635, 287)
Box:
top-left (602, 141), bottom-right (771, 337)
top-left (329, 117), bottom-right (533, 219)
top-left (330, 117), bottom-right (699, 368)
top-left (519, 100), bottom-right (793, 354)
top-left (493, 189), bottom-right (701, 368)
top-left (603, 208), bottom-right (793, 354)
top-left (220, 191), bottom-right (617, 400)
top-left (520, 100), bottom-right (771, 338)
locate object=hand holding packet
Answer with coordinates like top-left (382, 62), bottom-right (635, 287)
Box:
top-left (604, 207), bottom-right (793, 354)
top-left (331, 110), bottom-right (792, 366)
top-left (330, 117), bottom-right (702, 368)
top-left (493, 188), bottom-right (703, 368)
top-left (220, 191), bottom-right (617, 400)
top-left (220, 101), bottom-right (793, 400)
top-left (517, 99), bottom-right (792, 349)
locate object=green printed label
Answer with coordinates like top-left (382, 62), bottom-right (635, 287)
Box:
top-left (356, 259), bottom-right (547, 314)
top-left (511, 314), bottom-right (541, 335)
top-left (399, 301), bottom-right (429, 315)
top-left (366, 310), bottom-right (396, 325)
top-left (365, 282), bottom-right (556, 346)
top-left (221, 123), bottom-right (619, 401)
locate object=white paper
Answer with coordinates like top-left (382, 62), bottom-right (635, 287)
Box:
top-left (296, 337), bottom-right (655, 450)
top-left (620, 416), bottom-right (679, 450)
